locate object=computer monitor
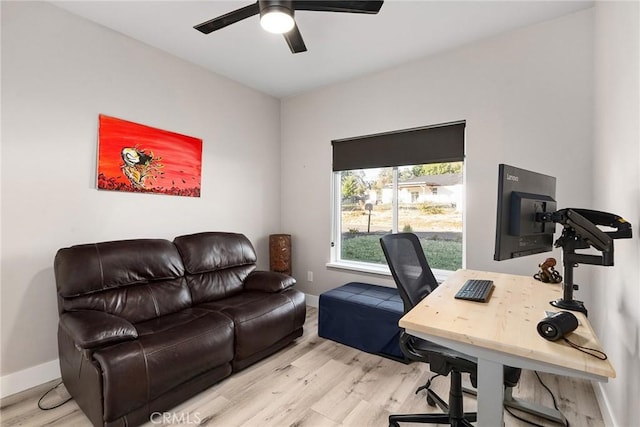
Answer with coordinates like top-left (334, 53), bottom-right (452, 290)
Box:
top-left (494, 164), bottom-right (557, 261)
top-left (493, 163), bottom-right (632, 315)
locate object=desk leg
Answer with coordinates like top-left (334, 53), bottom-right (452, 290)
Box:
top-left (477, 358), bottom-right (504, 427)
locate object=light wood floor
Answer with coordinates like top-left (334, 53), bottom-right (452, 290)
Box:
top-left (1, 306), bottom-right (605, 427)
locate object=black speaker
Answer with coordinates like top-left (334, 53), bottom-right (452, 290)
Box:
top-left (537, 311), bottom-right (578, 341)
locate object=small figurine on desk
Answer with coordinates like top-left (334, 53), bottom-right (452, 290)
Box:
top-left (534, 257), bottom-right (563, 283)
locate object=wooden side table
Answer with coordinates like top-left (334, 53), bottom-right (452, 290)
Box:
top-left (269, 234), bottom-right (291, 276)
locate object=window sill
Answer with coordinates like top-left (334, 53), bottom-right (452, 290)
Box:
top-left (326, 260), bottom-right (392, 276)
top-left (326, 260), bottom-right (454, 283)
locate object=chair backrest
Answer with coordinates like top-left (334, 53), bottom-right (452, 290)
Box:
top-left (380, 233), bottom-right (439, 313)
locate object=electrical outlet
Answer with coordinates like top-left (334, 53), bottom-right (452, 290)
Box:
top-left (307, 271), bottom-right (313, 282)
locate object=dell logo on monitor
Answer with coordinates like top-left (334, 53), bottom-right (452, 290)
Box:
top-left (506, 174), bottom-right (519, 182)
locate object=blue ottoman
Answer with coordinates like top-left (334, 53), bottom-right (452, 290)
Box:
top-left (318, 282), bottom-right (407, 362)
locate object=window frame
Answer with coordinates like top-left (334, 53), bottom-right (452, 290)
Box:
top-left (328, 164), bottom-right (464, 282)
top-left (328, 121), bottom-right (466, 280)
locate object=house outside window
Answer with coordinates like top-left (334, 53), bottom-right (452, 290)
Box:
top-left (330, 122), bottom-right (465, 276)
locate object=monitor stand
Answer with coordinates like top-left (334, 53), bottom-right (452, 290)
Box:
top-left (542, 208), bottom-right (632, 318)
top-left (549, 256), bottom-right (588, 316)
top-left (550, 297), bottom-right (587, 316)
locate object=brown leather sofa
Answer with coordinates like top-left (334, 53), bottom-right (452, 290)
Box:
top-left (54, 232), bottom-right (306, 427)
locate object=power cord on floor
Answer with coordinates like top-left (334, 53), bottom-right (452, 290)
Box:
top-left (415, 373), bottom-right (441, 395)
top-left (38, 380), bottom-right (72, 410)
top-left (504, 371), bottom-right (569, 427)
top-left (416, 371), bottom-right (569, 426)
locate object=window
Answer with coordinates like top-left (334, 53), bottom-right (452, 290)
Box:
top-left (330, 122), bottom-right (465, 275)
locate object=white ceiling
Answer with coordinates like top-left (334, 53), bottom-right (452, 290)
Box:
top-left (51, 0), bottom-right (594, 99)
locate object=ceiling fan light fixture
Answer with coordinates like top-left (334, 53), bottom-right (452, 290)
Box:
top-left (260, 6), bottom-right (294, 34)
top-left (195, 0), bottom-right (384, 53)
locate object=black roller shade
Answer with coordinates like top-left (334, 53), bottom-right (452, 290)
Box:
top-left (332, 121), bottom-right (465, 171)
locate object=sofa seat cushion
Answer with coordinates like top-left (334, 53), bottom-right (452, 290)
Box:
top-left (134, 307), bottom-right (219, 336)
top-left (92, 309), bottom-right (234, 422)
top-left (198, 291), bottom-right (300, 363)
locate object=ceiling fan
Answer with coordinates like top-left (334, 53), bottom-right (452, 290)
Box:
top-left (194, 1), bottom-right (384, 54)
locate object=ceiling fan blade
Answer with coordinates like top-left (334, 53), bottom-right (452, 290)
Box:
top-left (283, 24), bottom-right (307, 54)
top-left (194, 2), bottom-right (260, 34)
top-left (293, 1), bottom-right (383, 14)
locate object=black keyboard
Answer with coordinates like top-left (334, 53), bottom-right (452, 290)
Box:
top-left (454, 279), bottom-right (495, 302)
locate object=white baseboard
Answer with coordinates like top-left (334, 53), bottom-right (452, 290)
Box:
top-left (0, 359), bottom-right (60, 399)
top-left (592, 381), bottom-right (617, 427)
top-left (305, 293), bottom-right (319, 308)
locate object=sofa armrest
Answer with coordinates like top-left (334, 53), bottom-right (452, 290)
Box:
top-left (59, 311), bottom-right (138, 350)
top-left (244, 270), bottom-right (296, 293)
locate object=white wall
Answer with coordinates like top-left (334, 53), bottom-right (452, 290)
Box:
top-left (281, 10), bottom-right (594, 296)
top-left (1, 1), bottom-right (281, 394)
top-left (592, 2), bottom-right (640, 426)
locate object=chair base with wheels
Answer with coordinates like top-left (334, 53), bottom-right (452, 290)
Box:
top-left (389, 370), bottom-right (477, 427)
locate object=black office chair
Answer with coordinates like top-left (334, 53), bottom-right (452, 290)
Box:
top-left (380, 232), bottom-right (522, 427)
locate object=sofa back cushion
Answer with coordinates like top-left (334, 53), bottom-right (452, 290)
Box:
top-left (173, 232), bottom-right (257, 304)
top-left (54, 239), bottom-right (191, 323)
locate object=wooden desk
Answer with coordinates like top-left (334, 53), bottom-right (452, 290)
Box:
top-left (399, 269), bottom-right (615, 426)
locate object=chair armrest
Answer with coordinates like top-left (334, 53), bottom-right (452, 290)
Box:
top-left (244, 270), bottom-right (296, 293)
top-left (59, 311), bottom-right (138, 349)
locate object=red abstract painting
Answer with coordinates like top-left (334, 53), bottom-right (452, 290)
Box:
top-left (97, 115), bottom-right (202, 197)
